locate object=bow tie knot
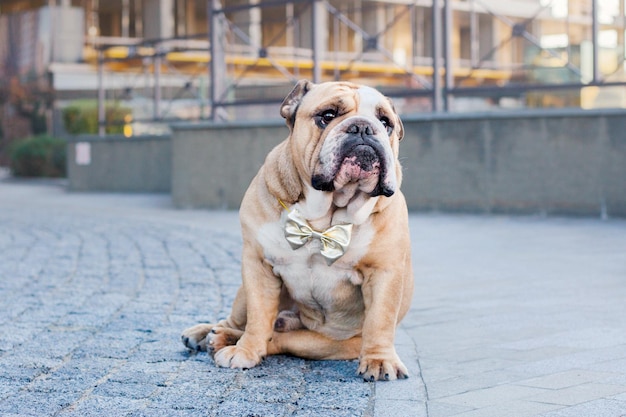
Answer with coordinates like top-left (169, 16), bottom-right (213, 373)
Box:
top-left (284, 209), bottom-right (353, 265)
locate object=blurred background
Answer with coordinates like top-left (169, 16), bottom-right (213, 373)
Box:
top-left (1, 1), bottom-right (625, 139)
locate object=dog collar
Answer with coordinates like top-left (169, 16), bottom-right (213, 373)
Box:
top-left (279, 199), bottom-right (353, 265)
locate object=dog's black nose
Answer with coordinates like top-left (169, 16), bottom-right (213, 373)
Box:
top-left (347, 123), bottom-right (374, 136)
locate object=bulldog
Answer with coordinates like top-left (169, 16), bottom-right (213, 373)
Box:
top-left (181, 80), bottom-right (414, 381)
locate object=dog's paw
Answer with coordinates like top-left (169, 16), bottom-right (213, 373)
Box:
top-left (357, 353), bottom-right (409, 381)
top-left (181, 323), bottom-right (214, 351)
top-left (273, 310), bottom-right (303, 332)
top-left (207, 326), bottom-right (243, 352)
top-left (213, 345), bottom-right (262, 369)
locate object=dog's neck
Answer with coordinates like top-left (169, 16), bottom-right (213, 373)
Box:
top-left (295, 185), bottom-right (379, 230)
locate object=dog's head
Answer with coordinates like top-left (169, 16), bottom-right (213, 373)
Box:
top-left (280, 80), bottom-right (404, 201)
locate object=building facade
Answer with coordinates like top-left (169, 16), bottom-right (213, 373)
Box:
top-left (0, 0), bottom-right (624, 139)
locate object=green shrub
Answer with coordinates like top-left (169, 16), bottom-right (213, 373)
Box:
top-left (63, 100), bottom-right (131, 135)
top-left (62, 105), bottom-right (93, 134)
top-left (9, 134), bottom-right (66, 177)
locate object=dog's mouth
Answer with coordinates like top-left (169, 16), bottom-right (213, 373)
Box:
top-left (334, 145), bottom-right (381, 190)
top-left (312, 140), bottom-right (394, 197)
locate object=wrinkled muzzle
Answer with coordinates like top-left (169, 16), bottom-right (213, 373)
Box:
top-left (312, 118), bottom-right (397, 197)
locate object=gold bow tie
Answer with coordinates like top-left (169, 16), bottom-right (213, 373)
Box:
top-left (284, 208), bottom-right (353, 265)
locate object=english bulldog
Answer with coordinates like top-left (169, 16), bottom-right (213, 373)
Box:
top-left (181, 80), bottom-right (414, 381)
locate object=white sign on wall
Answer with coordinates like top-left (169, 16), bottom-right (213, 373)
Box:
top-left (75, 142), bottom-right (91, 166)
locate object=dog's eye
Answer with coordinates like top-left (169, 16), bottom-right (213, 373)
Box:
top-left (379, 116), bottom-right (393, 135)
top-left (315, 110), bottom-right (337, 128)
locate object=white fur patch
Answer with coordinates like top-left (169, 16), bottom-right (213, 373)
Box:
top-left (356, 86), bottom-right (384, 118)
top-left (357, 86), bottom-right (398, 192)
top-left (298, 185), bottom-right (333, 223)
top-left (256, 197), bottom-right (376, 340)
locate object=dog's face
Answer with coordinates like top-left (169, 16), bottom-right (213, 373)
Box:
top-left (281, 81), bottom-right (404, 201)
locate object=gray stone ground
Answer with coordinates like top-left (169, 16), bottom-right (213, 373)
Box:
top-left (1, 179), bottom-right (626, 417)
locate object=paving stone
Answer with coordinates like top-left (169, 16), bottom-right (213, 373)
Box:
top-left (59, 395), bottom-right (149, 417)
top-left (425, 368), bottom-right (529, 399)
top-left (209, 401), bottom-right (294, 417)
top-left (613, 392), bottom-right (626, 402)
top-left (374, 399), bottom-right (428, 417)
top-left (426, 400), bottom-right (475, 417)
top-left (436, 384), bottom-right (550, 408)
top-left (450, 400), bottom-right (565, 417)
top-left (2, 181), bottom-right (626, 417)
top-left (516, 370), bottom-right (618, 390)
top-left (129, 408), bottom-right (197, 417)
top-left (535, 398), bottom-right (626, 417)
top-left (375, 374), bottom-right (427, 402)
top-left (527, 383), bottom-right (626, 406)
top-left (91, 381), bottom-right (158, 399)
top-left (292, 409), bottom-right (366, 417)
top-left (0, 390), bottom-right (76, 416)
top-left (297, 381), bottom-right (372, 410)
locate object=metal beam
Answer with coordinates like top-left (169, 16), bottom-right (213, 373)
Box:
top-left (217, 0), bottom-right (309, 14)
top-left (470, 0), bottom-right (478, 68)
top-left (311, 0), bottom-right (322, 83)
top-left (432, 0), bottom-right (443, 112)
top-left (592, 0), bottom-right (600, 83)
top-left (209, 0), bottom-right (226, 121)
top-left (208, 0), bottom-right (215, 120)
top-left (154, 49), bottom-right (162, 119)
top-left (443, 0), bottom-right (453, 111)
top-left (97, 50), bottom-right (105, 137)
top-left (121, 0), bottom-right (130, 37)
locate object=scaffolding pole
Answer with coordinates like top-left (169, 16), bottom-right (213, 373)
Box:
top-left (209, 0), bottom-right (226, 121)
top-left (432, 0), bottom-right (443, 111)
top-left (443, 0), bottom-right (453, 111)
top-left (591, 0), bottom-right (600, 83)
top-left (311, 0), bottom-right (322, 83)
top-left (97, 50), bottom-right (105, 137)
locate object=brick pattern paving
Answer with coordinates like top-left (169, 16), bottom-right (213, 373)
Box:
top-left (0, 202), bottom-right (380, 416)
top-left (2, 182), bottom-right (626, 417)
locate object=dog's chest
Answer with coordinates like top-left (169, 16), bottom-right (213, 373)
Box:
top-left (257, 213), bottom-right (375, 304)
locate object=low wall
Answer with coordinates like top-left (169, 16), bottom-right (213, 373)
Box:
top-left (66, 109), bottom-right (626, 217)
top-left (66, 134), bottom-right (171, 192)
top-left (171, 122), bottom-right (285, 209)
top-left (402, 109), bottom-right (626, 217)
top-left (170, 109), bottom-right (626, 217)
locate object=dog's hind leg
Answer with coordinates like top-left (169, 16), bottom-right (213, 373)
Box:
top-left (181, 286), bottom-right (248, 352)
top-left (267, 329), bottom-right (361, 360)
top-left (181, 323), bottom-right (215, 351)
top-left (273, 310), bottom-right (304, 332)
top-left (207, 326), bottom-right (244, 352)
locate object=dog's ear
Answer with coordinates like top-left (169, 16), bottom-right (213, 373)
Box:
top-left (387, 97), bottom-right (404, 141)
top-left (280, 79), bottom-right (313, 130)
top-left (395, 114), bottom-right (405, 141)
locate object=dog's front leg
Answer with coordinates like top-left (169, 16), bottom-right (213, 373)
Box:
top-left (213, 249), bottom-right (281, 369)
top-left (358, 267), bottom-right (409, 381)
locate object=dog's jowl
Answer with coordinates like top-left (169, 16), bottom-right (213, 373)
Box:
top-left (181, 80), bottom-right (414, 382)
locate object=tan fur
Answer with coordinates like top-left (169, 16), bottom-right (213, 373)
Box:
top-left (182, 80), bottom-right (414, 381)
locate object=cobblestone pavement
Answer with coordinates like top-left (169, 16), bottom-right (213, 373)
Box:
top-left (1, 180), bottom-right (626, 417)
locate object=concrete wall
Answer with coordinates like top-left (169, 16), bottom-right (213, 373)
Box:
top-left (401, 109), bottom-right (626, 217)
top-left (171, 122), bottom-right (286, 209)
top-left (67, 109), bottom-right (626, 217)
top-left (66, 135), bottom-right (171, 192)
top-left (169, 109), bottom-right (626, 217)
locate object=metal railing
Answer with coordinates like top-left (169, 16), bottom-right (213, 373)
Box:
top-left (95, 0), bottom-right (626, 131)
